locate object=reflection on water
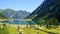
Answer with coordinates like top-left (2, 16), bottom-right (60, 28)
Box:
top-left (0, 20), bottom-right (37, 25)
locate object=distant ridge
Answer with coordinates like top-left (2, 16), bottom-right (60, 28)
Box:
top-left (0, 9), bottom-right (30, 19)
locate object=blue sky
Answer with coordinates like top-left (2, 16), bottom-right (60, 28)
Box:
top-left (0, 0), bottom-right (44, 12)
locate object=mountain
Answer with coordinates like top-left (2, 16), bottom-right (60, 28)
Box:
top-left (0, 9), bottom-right (8, 19)
top-left (0, 13), bottom-right (8, 19)
top-left (26, 0), bottom-right (60, 26)
top-left (1, 9), bottom-right (30, 19)
top-left (13, 10), bottom-right (30, 19)
top-left (27, 0), bottom-right (60, 20)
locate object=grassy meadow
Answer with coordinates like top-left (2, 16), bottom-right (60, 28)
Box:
top-left (0, 24), bottom-right (60, 34)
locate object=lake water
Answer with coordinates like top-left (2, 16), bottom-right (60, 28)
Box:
top-left (0, 20), bottom-right (37, 25)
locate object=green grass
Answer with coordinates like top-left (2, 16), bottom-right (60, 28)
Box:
top-left (0, 25), bottom-right (60, 34)
top-left (23, 28), bottom-right (48, 34)
top-left (0, 25), bottom-right (18, 34)
top-left (42, 26), bottom-right (60, 34)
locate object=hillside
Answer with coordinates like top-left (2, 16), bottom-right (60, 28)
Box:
top-left (26, 0), bottom-right (60, 27)
top-left (0, 13), bottom-right (8, 19)
top-left (1, 9), bottom-right (30, 19)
